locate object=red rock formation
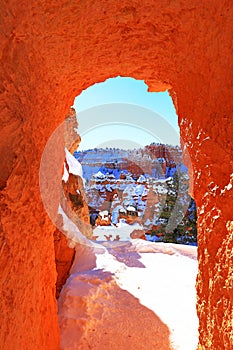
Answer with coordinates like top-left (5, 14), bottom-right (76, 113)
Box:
top-left (0, 1), bottom-right (232, 349)
top-left (54, 229), bottom-right (75, 299)
top-left (54, 169), bottom-right (91, 298)
top-left (54, 108), bottom-right (92, 298)
top-left (143, 188), bottom-right (160, 225)
top-left (95, 219), bottom-right (111, 226)
top-left (130, 229), bottom-right (146, 240)
top-left (53, 108), bottom-right (90, 298)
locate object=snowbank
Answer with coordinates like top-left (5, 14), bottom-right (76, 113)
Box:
top-left (58, 235), bottom-right (198, 350)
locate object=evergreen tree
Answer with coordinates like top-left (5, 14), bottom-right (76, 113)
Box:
top-left (151, 171), bottom-right (197, 245)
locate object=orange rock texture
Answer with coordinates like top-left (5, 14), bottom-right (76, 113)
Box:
top-left (0, 1), bottom-right (232, 349)
top-left (54, 228), bottom-right (75, 299)
top-left (53, 108), bottom-right (78, 300)
top-left (54, 107), bottom-right (92, 298)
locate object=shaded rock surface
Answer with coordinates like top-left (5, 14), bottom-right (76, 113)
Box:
top-left (54, 229), bottom-right (76, 299)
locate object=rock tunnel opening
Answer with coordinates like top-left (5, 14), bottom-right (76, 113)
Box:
top-left (1, 2), bottom-right (232, 348)
top-left (47, 77), bottom-right (200, 349)
top-left (67, 77), bottom-right (198, 245)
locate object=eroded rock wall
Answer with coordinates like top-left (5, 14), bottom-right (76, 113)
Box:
top-left (0, 1), bottom-right (232, 349)
top-left (54, 108), bottom-right (92, 298)
top-left (54, 228), bottom-right (75, 299)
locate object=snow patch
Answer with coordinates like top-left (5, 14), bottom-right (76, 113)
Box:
top-left (62, 163), bottom-right (69, 182)
top-left (58, 205), bottom-right (92, 248)
top-left (93, 170), bottom-right (106, 179)
top-left (126, 205), bottom-right (136, 212)
top-left (94, 221), bottom-right (143, 241)
top-left (65, 148), bottom-right (85, 183)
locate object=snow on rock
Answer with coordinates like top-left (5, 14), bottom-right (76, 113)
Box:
top-left (126, 205), bottom-right (136, 212)
top-left (220, 173), bottom-right (233, 194)
top-left (105, 183), bottom-right (113, 192)
top-left (137, 174), bottom-right (146, 183)
top-left (98, 210), bottom-right (109, 221)
top-left (58, 239), bottom-right (198, 350)
top-left (93, 170), bottom-right (106, 179)
top-left (65, 148), bottom-right (84, 182)
top-left (62, 163), bottom-right (69, 182)
top-left (111, 205), bottom-right (124, 225)
top-left (58, 205), bottom-right (92, 248)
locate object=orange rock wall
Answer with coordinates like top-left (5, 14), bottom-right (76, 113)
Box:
top-left (54, 229), bottom-right (75, 299)
top-left (54, 108), bottom-right (92, 298)
top-left (0, 1), bottom-right (232, 349)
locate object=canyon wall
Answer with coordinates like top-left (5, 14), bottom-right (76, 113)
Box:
top-left (0, 1), bottom-right (232, 349)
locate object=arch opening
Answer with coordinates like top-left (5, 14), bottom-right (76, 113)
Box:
top-left (1, 3), bottom-right (232, 348)
top-left (45, 77), bottom-right (200, 350)
top-left (61, 77), bottom-right (197, 246)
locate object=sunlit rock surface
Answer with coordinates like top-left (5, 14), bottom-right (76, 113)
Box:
top-left (0, 1), bottom-right (232, 349)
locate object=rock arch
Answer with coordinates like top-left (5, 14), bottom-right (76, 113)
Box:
top-left (0, 1), bottom-right (232, 349)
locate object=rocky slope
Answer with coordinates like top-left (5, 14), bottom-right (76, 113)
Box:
top-left (75, 147), bottom-right (196, 244)
top-left (75, 144), bottom-right (184, 181)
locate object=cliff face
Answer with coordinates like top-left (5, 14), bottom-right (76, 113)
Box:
top-left (0, 1), bottom-right (232, 349)
top-left (54, 109), bottom-right (92, 298)
top-left (76, 144), bottom-right (183, 180)
top-left (54, 229), bottom-right (75, 299)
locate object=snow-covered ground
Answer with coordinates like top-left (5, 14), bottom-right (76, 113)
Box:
top-left (93, 220), bottom-right (144, 241)
top-left (58, 235), bottom-right (198, 350)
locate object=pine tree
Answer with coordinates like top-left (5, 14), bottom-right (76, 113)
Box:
top-left (151, 171), bottom-right (197, 245)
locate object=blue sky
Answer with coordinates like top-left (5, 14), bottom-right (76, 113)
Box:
top-left (73, 77), bottom-right (179, 150)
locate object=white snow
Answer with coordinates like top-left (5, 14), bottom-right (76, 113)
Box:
top-left (134, 184), bottom-right (145, 196)
top-left (202, 136), bottom-right (210, 141)
top-left (137, 175), bottom-right (146, 183)
top-left (93, 184), bottom-right (103, 191)
top-left (220, 174), bottom-right (233, 194)
top-left (126, 205), bottom-right (136, 212)
top-left (62, 163), bottom-right (69, 182)
top-left (93, 220), bottom-right (143, 241)
top-left (98, 210), bottom-right (109, 221)
top-left (58, 238), bottom-right (198, 350)
top-left (198, 206), bottom-right (205, 215)
top-left (58, 166), bottom-right (198, 350)
top-left (196, 130), bottom-right (202, 140)
top-left (105, 184), bottom-right (113, 192)
top-left (154, 177), bottom-right (172, 184)
top-left (65, 148), bottom-right (84, 182)
top-left (58, 205), bottom-right (93, 248)
top-left (93, 171), bottom-right (106, 179)
top-left (144, 218), bottom-right (151, 226)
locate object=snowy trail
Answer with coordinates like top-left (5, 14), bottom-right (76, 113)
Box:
top-left (58, 240), bottom-right (198, 350)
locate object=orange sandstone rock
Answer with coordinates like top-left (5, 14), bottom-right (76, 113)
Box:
top-left (0, 1), bottom-right (232, 349)
top-left (130, 229), bottom-right (146, 240)
top-left (54, 229), bottom-right (75, 299)
top-left (54, 108), bottom-right (92, 298)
